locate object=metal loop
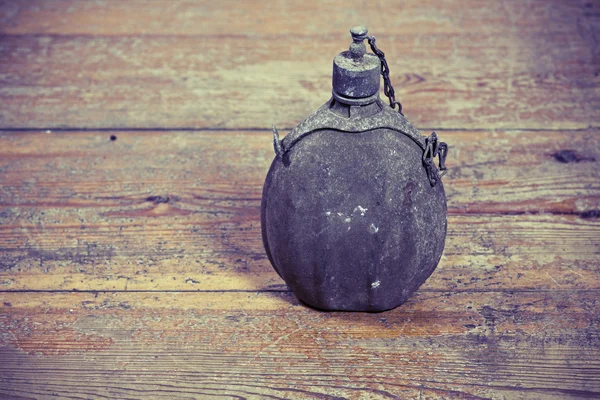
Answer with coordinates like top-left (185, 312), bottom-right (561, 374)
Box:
top-left (391, 101), bottom-right (403, 114)
top-left (272, 125), bottom-right (284, 157)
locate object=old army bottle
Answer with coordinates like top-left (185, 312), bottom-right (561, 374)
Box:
top-left (261, 27), bottom-right (449, 312)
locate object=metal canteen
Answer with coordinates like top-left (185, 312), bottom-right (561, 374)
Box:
top-left (261, 26), bottom-right (449, 312)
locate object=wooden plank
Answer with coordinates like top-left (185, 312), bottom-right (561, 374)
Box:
top-left (0, 211), bottom-right (598, 292)
top-left (0, 2), bottom-right (597, 399)
top-left (1, 209), bottom-right (599, 293)
top-left (0, 291), bottom-right (599, 399)
top-left (1, 0), bottom-right (593, 36)
top-left (0, 130), bottom-right (598, 292)
top-left (0, 1), bottom-right (598, 130)
top-left (0, 129), bottom-right (597, 213)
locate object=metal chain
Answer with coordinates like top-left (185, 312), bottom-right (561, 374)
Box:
top-left (366, 36), bottom-right (403, 115)
top-left (422, 132), bottom-right (448, 187)
top-left (365, 37), bottom-right (448, 185)
top-left (273, 33), bottom-right (449, 186)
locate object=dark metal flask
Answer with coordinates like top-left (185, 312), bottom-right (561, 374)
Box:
top-left (261, 27), bottom-right (449, 312)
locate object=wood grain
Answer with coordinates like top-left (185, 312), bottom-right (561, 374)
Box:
top-left (1, 212), bottom-right (598, 292)
top-left (1, 0), bottom-right (594, 36)
top-left (0, 130), bottom-right (598, 292)
top-left (1, 1), bottom-right (599, 398)
top-left (0, 1), bottom-right (598, 130)
top-left (1, 290), bottom-right (599, 399)
top-left (0, 129), bottom-right (597, 214)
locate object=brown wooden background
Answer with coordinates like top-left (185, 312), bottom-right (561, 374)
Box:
top-left (1, 1), bottom-right (599, 399)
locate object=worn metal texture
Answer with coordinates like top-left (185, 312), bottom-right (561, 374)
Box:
top-left (332, 26), bottom-right (381, 101)
top-left (262, 27), bottom-right (448, 312)
top-left (332, 52), bottom-right (380, 99)
top-left (281, 97), bottom-right (426, 152)
top-left (262, 99), bottom-right (447, 312)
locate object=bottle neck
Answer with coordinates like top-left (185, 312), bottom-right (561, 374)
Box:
top-left (332, 89), bottom-right (380, 106)
top-left (328, 96), bottom-right (384, 119)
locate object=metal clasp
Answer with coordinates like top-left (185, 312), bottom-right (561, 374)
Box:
top-left (423, 132), bottom-right (448, 187)
top-left (272, 125), bottom-right (284, 157)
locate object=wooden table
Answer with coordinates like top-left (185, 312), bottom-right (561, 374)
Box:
top-left (1, 1), bottom-right (599, 398)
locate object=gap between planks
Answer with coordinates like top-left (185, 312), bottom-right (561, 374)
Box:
top-left (1, 127), bottom-right (599, 133)
top-left (2, 288), bottom-right (600, 294)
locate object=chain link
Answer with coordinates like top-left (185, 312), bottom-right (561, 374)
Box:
top-left (366, 36), bottom-right (403, 115)
top-left (365, 36), bottom-right (448, 185)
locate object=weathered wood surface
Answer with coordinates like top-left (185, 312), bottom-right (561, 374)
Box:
top-left (0, 130), bottom-right (598, 292)
top-left (2, 210), bottom-right (598, 293)
top-left (1, 0), bottom-right (600, 398)
top-left (0, 129), bottom-right (598, 215)
top-left (1, 291), bottom-right (599, 399)
top-left (0, 0), bottom-right (598, 130)
top-left (3, 210), bottom-right (600, 292)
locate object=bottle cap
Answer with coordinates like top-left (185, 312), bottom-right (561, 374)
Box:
top-left (332, 26), bottom-right (381, 104)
